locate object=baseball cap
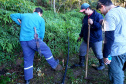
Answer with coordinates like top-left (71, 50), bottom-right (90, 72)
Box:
top-left (80, 3), bottom-right (90, 12)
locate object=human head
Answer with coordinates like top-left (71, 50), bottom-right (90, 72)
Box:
top-left (96, 0), bottom-right (113, 15)
top-left (34, 7), bottom-right (43, 16)
top-left (80, 3), bottom-right (92, 15)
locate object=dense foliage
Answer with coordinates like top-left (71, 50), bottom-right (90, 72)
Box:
top-left (0, 0), bottom-right (83, 66)
top-left (0, 0), bottom-right (36, 66)
top-left (0, 0), bottom-right (126, 84)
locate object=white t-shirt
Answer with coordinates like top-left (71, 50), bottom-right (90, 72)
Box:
top-left (103, 6), bottom-right (126, 56)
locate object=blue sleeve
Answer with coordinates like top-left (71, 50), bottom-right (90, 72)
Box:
top-left (92, 14), bottom-right (103, 30)
top-left (10, 13), bottom-right (22, 25)
top-left (103, 31), bottom-right (115, 58)
top-left (79, 17), bottom-right (85, 37)
top-left (39, 19), bottom-right (45, 40)
top-left (79, 23), bottom-right (84, 37)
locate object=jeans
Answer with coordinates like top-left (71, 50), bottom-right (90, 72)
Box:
top-left (79, 41), bottom-right (103, 59)
top-left (20, 39), bottom-right (58, 80)
top-left (108, 53), bottom-right (126, 84)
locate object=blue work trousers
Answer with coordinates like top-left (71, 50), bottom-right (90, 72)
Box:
top-left (108, 53), bottom-right (126, 84)
top-left (20, 39), bottom-right (58, 80)
top-left (79, 41), bottom-right (103, 59)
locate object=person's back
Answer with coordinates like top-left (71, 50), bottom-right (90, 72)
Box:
top-left (20, 12), bottom-right (45, 41)
top-left (10, 12), bottom-right (45, 41)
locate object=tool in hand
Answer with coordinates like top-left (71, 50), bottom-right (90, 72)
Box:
top-left (85, 24), bottom-right (90, 79)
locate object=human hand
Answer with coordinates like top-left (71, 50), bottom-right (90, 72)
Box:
top-left (77, 37), bottom-right (81, 42)
top-left (17, 19), bottom-right (21, 24)
top-left (99, 19), bottom-right (103, 25)
top-left (104, 57), bottom-right (111, 65)
top-left (88, 18), bottom-right (93, 25)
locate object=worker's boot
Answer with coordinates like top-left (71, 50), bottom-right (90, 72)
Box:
top-left (96, 58), bottom-right (105, 70)
top-left (54, 64), bottom-right (63, 71)
top-left (25, 80), bottom-right (30, 84)
top-left (54, 59), bottom-right (63, 71)
top-left (70, 56), bottom-right (85, 68)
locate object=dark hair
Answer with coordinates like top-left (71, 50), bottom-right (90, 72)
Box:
top-left (96, 0), bottom-right (113, 9)
top-left (85, 6), bottom-right (92, 10)
top-left (34, 7), bottom-right (43, 14)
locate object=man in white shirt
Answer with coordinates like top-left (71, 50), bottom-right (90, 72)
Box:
top-left (97, 0), bottom-right (126, 84)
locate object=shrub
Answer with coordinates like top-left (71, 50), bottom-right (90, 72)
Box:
top-left (0, 0), bottom-right (83, 65)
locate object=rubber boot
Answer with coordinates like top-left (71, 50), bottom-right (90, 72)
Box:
top-left (96, 58), bottom-right (105, 70)
top-left (25, 80), bottom-right (30, 84)
top-left (70, 56), bottom-right (85, 68)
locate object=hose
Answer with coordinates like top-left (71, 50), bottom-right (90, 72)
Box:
top-left (61, 31), bottom-right (70, 84)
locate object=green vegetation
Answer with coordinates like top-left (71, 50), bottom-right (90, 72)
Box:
top-left (0, 0), bottom-right (83, 83)
top-left (0, 0), bottom-right (83, 64)
top-left (0, 0), bottom-right (126, 84)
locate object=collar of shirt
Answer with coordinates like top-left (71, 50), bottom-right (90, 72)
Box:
top-left (88, 11), bottom-right (94, 19)
top-left (33, 12), bottom-right (39, 15)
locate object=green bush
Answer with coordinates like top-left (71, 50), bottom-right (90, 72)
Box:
top-left (43, 10), bottom-right (83, 55)
top-left (0, 0), bottom-right (35, 13)
top-left (0, 75), bottom-right (10, 84)
top-left (0, 0), bottom-right (38, 53)
top-left (0, 0), bottom-right (37, 66)
top-left (0, 0), bottom-right (83, 65)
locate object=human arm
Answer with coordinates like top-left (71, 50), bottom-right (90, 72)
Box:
top-left (39, 19), bottom-right (45, 41)
top-left (89, 14), bottom-right (103, 30)
top-left (103, 31), bottom-right (114, 65)
top-left (10, 13), bottom-right (22, 25)
top-left (103, 14), bottom-right (116, 65)
top-left (79, 17), bottom-right (85, 38)
top-left (79, 24), bottom-right (84, 38)
top-left (79, 23), bottom-right (84, 42)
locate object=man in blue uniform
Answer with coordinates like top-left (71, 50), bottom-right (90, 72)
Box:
top-left (97, 0), bottom-right (126, 83)
top-left (71, 3), bottom-right (104, 70)
top-left (10, 8), bottom-right (63, 84)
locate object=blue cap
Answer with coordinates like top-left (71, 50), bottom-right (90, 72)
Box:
top-left (80, 3), bottom-right (90, 12)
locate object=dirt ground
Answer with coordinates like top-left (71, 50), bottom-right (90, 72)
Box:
top-left (0, 51), bottom-right (126, 84)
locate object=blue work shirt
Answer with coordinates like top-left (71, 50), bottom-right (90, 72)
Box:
top-left (10, 12), bottom-right (45, 41)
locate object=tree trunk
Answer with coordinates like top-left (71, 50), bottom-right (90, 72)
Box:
top-left (70, 0), bottom-right (72, 9)
top-left (54, 0), bottom-right (56, 13)
top-left (82, 0), bottom-right (85, 3)
top-left (114, 0), bottom-right (116, 5)
top-left (78, 0), bottom-right (80, 6)
top-left (124, 1), bottom-right (126, 7)
top-left (51, 0), bottom-right (52, 7)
